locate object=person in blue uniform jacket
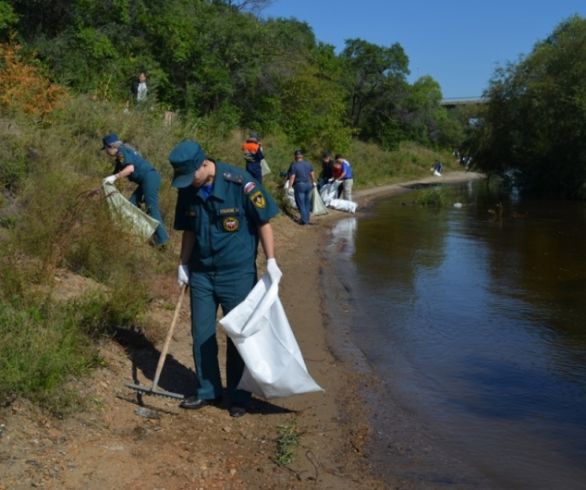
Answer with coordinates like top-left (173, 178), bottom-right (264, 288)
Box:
top-left (170, 140), bottom-right (282, 418)
top-left (288, 149), bottom-right (316, 225)
top-left (102, 133), bottom-right (169, 246)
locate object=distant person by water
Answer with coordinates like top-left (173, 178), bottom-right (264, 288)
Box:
top-left (317, 151), bottom-right (334, 190)
top-left (334, 154), bottom-right (354, 201)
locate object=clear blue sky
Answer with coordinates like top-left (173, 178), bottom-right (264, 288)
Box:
top-left (262, 1), bottom-right (586, 99)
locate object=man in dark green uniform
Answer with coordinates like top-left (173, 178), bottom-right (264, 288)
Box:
top-left (170, 140), bottom-right (281, 417)
top-left (102, 133), bottom-right (169, 246)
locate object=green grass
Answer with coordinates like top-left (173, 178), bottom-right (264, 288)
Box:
top-left (0, 289), bottom-right (145, 414)
top-left (273, 421), bottom-right (300, 466)
top-left (0, 300), bottom-right (98, 414)
top-left (414, 187), bottom-right (450, 207)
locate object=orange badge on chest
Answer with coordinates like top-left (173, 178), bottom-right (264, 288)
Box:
top-left (250, 190), bottom-right (266, 208)
top-left (223, 216), bottom-right (240, 232)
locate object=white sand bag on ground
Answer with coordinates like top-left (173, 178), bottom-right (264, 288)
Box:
top-left (328, 198), bottom-right (357, 213)
top-left (319, 180), bottom-right (340, 205)
top-left (219, 275), bottom-right (323, 399)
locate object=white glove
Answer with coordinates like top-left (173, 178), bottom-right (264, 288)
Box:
top-left (266, 258), bottom-right (282, 285)
top-left (177, 264), bottom-right (189, 287)
top-left (103, 174), bottom-right (118, 185)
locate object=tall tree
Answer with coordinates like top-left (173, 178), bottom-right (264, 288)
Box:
top-left (340, 38), bottom-right (409, 136)
top-left (471, 15), bottom-right (586, 197)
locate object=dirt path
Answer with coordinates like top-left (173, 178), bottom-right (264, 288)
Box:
top-left (0, 171), bottom-right (484, 490)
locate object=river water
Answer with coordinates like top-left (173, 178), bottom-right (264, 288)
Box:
top-left (325, 180), bottom-right (586, 489)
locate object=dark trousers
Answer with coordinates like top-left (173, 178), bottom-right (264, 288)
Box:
top-left (294, 181), bottom-right (313, 224)
top-left (129, 171), bottom-right (169, 245)
top-left (189, 270), bottom-right (256, 406)
top-left (245, 161), bottom-right (262, 184)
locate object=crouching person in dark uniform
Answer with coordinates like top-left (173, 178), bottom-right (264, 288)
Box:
top-left (102, 133), bottom-right (169, 246)
top-left (170, 140), bottom-right (281, 418)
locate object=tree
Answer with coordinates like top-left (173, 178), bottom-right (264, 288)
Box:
top-left (0, 1), bottom-right (18, 40)
top-left (470, 15), bottom-right (586, 198)
top-left (340, 38), bottom-right (409, 138)
top-left (278, 44), bottom-right (351, 151)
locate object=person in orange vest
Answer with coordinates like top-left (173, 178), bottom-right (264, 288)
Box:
top-left (241, 132), bottom-right (265, 183)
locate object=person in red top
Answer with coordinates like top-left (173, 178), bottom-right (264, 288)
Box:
top-left (332, 158), bottom-right (343, 180)
top-left (241, 132), bottom-right (265, 183)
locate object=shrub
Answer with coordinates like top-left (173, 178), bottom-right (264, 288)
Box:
top-left (0, 43), bottom-right (68, 118)
top-left (0, 300), bottom-right (101, 413)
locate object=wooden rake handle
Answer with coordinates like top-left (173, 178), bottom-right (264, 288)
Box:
top-left (152, 285), bottom-right (187, 390)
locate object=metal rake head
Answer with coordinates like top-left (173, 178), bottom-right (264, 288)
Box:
top-left (126, 383), bottom-right (184, 400)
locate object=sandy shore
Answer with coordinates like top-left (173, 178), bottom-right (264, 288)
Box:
top-left (0, 171), bottom-right (485, 489)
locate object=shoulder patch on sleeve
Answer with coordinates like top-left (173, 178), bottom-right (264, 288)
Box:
top-left (243, 181), bottom-right (256, 194)
top-left (250, 190), bottom-right (266, 208)
top-left (223, 172), bottom-right (243, 184)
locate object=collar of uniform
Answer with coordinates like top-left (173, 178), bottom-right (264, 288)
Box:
top-left (209, 162), bottom-right (235, 202)
top-left (117, 144), bottom-right (134, 159)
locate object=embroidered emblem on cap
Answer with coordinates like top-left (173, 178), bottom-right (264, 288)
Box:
top-left (244, 182), bottom-right (256, 193)
top-left (223, 216), bottom-right (240, 232)
top-left (250, 190), bottom-right (266, 208)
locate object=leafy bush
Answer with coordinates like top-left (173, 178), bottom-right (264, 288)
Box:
top-left (0, 132), bottom-right (28, 190)
top-left (0, 43), bottom-right (68, 118)
top-left (414, 187), bottom-right (449, 207)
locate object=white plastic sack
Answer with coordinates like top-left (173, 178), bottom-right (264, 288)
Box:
top-left (261, 158), bottom-right (272, 176)
top-left (102, 181), bottom-right (159, 240)
top-left (283, 181), bottom-right (296, 209)
top-left (319, 180), bottom-right (340, 205)
top-left (219, 274), bottom-right (323, 399)
top-left (311, 186), bottom-right (328, 216)
top-left (328, 198), bottom-right (357, 213)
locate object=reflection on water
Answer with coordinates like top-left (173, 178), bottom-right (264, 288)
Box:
top-left (331, 181), bottom-right (586, 488)
top-left (330, 218), bottom-right (357, 258)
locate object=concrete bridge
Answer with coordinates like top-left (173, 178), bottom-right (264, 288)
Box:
top-left (440, 97), bottom-right (486, 108)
